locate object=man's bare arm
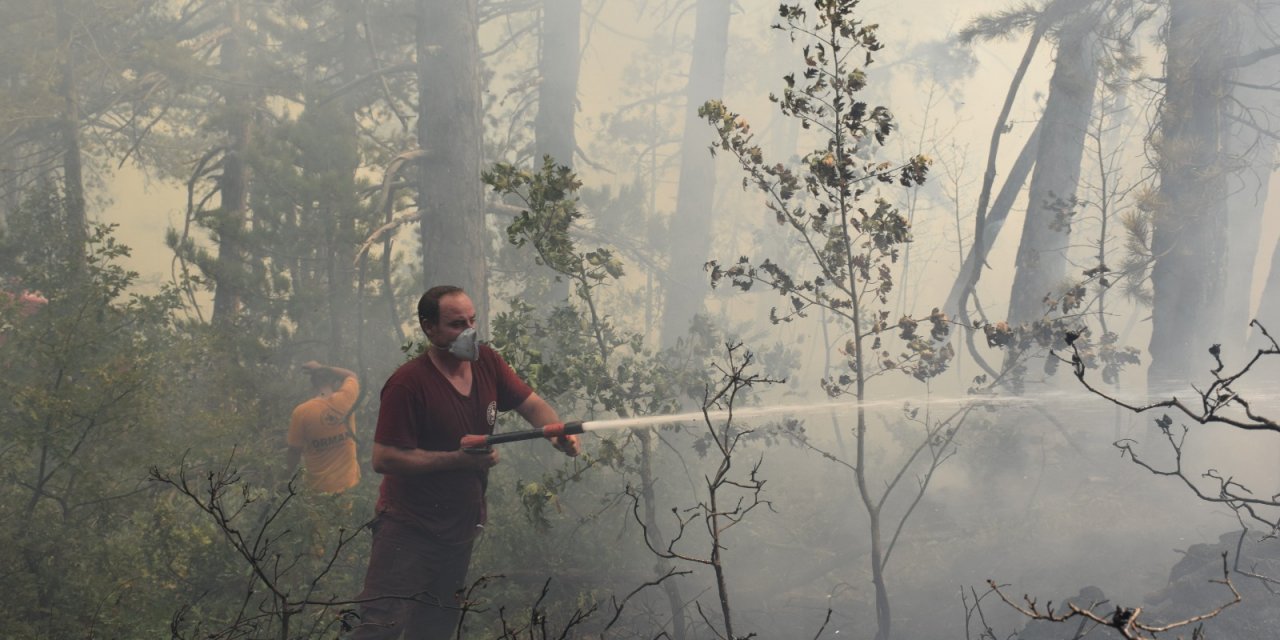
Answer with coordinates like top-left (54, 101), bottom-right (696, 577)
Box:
top-left (514, 392), bottom-right (559, 426)
top-left (514, 392), bottom-right (580, 456)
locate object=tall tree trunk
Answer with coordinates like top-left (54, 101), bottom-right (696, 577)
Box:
top-left (55, 0), bottom-right (87, 262)
top-left (318, 7), bottom-right (368, 363)
top-left (212, 0), bottom-right (251, 328)
top-left (1006, 11), bottom-right (1099, 325)
top-left (1147, 0), bottom-right (1236, 391)
top-left (534, 0), bottom-right (579, 168)
top-left (954, 18), bottom-right (1047, 381)
top-left (417, 0), bottom-right (488, 323)
top-left (943, 121), bottom-right (1041, 317)
top-left (660, 0), bottom-right (731, 347)
top-left (636, 428), bottom-right (687, 640)
top-left (534, 0), bottom-right (580, 304)
top-left (304, 99), bottom-right (360, 363)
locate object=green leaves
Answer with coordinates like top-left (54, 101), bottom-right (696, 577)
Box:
top-left (584, 249), bottom-right (625, 280)
top-left (485, 154), bottom-right (714, 449)
top-left (485, 156), bottom-right (609, 285)
top-left (0, 200), bottom-right (196, 638)
top-left (704, 0), bottom-right (960, 396)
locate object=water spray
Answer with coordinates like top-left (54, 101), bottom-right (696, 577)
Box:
top-left (458, 392), bottom-right (1099, 451)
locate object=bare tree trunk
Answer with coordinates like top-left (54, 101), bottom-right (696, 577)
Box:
top-left (637, 429), bottom-right (687, 640)
top-left (1148, 0), bottom-right (1236, 391)
top-left (318, 105), bottom-right (360, 362)
top-left (55, 0), bottom-right (87, 263)
top-left (943, 121), bottom-right (1041, 317)
top-left (660, 0), bottom-right (731, 347)
top-left (954, 18), bottom-right (1047, 381)
top-left (1007, 10), bottom-right (1099, 325)
top-left (417, 0), bottom-right (488, 322)
top-left (319, 7), bottom-right (368, 362)
top-left (534, 0), bottom-right (579, 168)
top-left (212, 0), bottom-right (251, 328)
top-left (534, 0), bottom-right (580, 303)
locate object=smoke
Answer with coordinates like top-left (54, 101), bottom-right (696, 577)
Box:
top-left (34, 0), bottom-right (1279, 637)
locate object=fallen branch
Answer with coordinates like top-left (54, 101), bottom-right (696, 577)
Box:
top-left (988, 552), bottom-right (1241, 639)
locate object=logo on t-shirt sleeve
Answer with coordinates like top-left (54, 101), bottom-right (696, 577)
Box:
top-left (486, 401), bottom-right (497, 427)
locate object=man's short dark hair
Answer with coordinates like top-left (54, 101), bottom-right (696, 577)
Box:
top-left (418, 285), bottom-right (465, 325)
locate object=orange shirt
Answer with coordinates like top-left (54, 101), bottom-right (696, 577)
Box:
top-left (287, 376), bottom-right (360, 494)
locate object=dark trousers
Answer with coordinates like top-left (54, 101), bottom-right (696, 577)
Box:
top-left (350, 517), bottom-right (476, 640)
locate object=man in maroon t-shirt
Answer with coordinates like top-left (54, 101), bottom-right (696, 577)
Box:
top-left (352, 285), bottom-right (579, 639)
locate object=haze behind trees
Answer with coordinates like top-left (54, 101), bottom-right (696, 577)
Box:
top-left (1, 0), bottom-right (1279, 638)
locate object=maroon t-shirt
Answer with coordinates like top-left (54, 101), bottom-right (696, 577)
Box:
top-left (373, 345), bottom-right (532, 542)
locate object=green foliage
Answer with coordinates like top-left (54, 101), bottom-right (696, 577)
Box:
top-left (488, 157), bottom-right (624, 287)
top-left (0, 180), bottom-right (377, 639)
top-left (974, 261), bottom-right (1143, 394)
top-left (705, 1), bottom-right (945, 396)
top-left (699, 6), bottom-right (985, 639)
top-left (478, 155), bottom-right (741, 636)
top-left (0, 0), bottom-right (181, 198)
top-left (151, 453), bottom-right (372, 640)
top-left (958, 3), bottom-right (1043, 43)
top-left (485, 157), bottom-right (710, 424)
top-left (0, 185), bottom-right (185, 638)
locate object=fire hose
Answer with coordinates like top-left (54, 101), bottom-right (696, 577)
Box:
top-left (458, 403), bottom-right (843, 452)
top-left (458, 393), bottom-right (1055, 453)
top-left (461, 421), bottom-right (587, 452)
top-left (457, 402), bottom-right (828, 452)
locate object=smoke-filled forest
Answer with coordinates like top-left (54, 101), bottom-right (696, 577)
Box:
top-left (2, 0), bottom-right (1279, 638)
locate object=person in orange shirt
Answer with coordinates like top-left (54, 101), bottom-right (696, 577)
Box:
top-left (287, 361), bottom-right (361, 494)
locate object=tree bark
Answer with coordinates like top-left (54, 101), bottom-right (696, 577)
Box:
top-left (956, 17), bottom-right (1046, 360)
top-left (55, 0), bottom-right (87, 263)
top-left (534, 0), bottom-right (580, 304)
top-left (637, 428), bottom-right (687, 640)
top-left (943, 121), bottom-right (1041, 318)
top-left (660, 0), bottom-right (731, 347)
top-left (212, 0), bottom-right (251, 328)
top-left (534, 0), bottom-right (580, 168)
top-left (1006, 11), bottom-right (1099, 325)
top-left (321, 7), bottom-right (369, 362)
top-left (1147, 0), bottom-right (1237, 391)
top-left (417, 0), bottom-right (488, 323)
top-left (309, 101), bottom-right (360, 362)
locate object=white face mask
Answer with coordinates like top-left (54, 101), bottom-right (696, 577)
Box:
top-left (447, 327), bottom-right (480, 361)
